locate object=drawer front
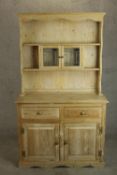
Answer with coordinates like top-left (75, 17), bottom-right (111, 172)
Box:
top-left (21, 107), bottom-right (59, 119)
top-left (63, 107), bottom-right (101, 121)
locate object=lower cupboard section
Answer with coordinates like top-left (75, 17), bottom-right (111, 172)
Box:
top-left (20, 122), bottom-right (103, 166)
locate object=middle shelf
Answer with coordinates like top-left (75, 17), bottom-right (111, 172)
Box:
top-left (23, 68), bottom-right (100, 72)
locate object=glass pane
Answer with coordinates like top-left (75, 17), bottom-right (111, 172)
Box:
top-left (43, 48), bottom-right (59, 66)
top-left (64, 48), bottom-right (80, 66)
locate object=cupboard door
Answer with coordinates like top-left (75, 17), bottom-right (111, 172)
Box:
top-left (22, 123), bottom-right (59, 161)
top-left (40, 46), bottom-right (61, 69)
top-left (62, 46), bottom-right (81, 68)
top-left (63, 123), bottom-right (98, 161)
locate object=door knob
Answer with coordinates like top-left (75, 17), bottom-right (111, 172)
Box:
top-left (54, 142), bottom-right (59, 146)
top-left (36, 112), bottom-right (41, 115)
top-left (64, 141), bottom-right (68, 145)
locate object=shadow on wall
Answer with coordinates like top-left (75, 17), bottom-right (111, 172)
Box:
top-left (0, 133), bottom-right (18, 167)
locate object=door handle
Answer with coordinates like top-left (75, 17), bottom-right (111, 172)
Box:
top-left (54, 142), bottom-right (59, 146)
top-left (58, 56), bottom-right (63, 59)
top-left (64, 141), bottom-right (68, 145)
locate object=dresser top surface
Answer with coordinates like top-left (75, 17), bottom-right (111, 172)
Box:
top-left (16, 92), bottom-right (108, 104)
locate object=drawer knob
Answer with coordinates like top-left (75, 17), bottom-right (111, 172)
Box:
top-left (37, 112), bottom-right (41, 115)
top-left (80, 111), bottom-right (86, 115)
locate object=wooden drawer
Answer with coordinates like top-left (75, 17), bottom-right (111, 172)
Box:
top-left (63, 107), bottom-right (101, 121)
top-left (21, 107), bottom-right (59, 119)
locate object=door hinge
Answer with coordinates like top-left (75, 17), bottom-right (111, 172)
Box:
top-left (98, 126), bottom-right (103, 135)
top-left (21, 128), bottom-right (24, 134)
top-left (22, 150), bottom-right (26, 157)
top-left (98, 150), bottom-right (102, 157)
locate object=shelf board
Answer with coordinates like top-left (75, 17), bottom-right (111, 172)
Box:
top-left (23, 43), bottom-right (101, 46)
top-left (61, 68), bottom-right (100, 71)
top-left (23, 43), bottom-right (39, 46)
top-left (23, 68), bottom-right (100, 72)
top-left (85, 68), bottom-right (100, 71)
top-left (23, 68), bottom-right (39, 72)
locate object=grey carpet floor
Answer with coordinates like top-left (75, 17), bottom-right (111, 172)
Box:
top-left (0, 131), bottom-right (116, 175)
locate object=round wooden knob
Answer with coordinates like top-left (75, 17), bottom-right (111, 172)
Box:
top-left (80, 111), bottom-right (86, 115)
top-left (54, 142), bottom-right (59, 146)
top-left (37, 112), bottom-right (41, 115)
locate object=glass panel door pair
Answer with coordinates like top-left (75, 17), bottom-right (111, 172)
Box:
top-left (41, 45), bottom-right (80, 69)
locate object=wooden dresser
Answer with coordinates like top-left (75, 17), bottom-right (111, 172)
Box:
top-left (17, 13), bottom-right (108, 167)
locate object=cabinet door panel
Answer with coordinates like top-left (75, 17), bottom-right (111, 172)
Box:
top-left (40, 45), bottom-right (62, 69)
top-left (22, 123), bottom-right (59, 161)
top-left (63, 123), bottom-right (97, 161)
top-left (61, 46), bottom-right (81, 69)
